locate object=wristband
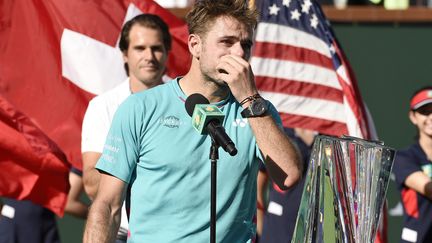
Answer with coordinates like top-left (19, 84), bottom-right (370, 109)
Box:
top-left (240, 94), bottom-right (261, 106)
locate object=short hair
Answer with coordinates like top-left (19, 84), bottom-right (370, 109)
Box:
top-left (185, 0), bottom-right (259, 37)
top-left (119, 14), bottom-right (171, 53)
top-left (119, 14), bottom-right (171, 75)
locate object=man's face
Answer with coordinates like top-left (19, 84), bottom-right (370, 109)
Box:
top-left (123, 24), bottom-right (168, 88)
top-left (197, 16), bottom-right (253, 86)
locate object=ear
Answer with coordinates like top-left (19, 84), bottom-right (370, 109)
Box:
top-left (122, 50), bottom-right (128, 63)
top-left (188, 34), bottom-right (201, 59)
top-left (409, 111), bottom-right (418, 126)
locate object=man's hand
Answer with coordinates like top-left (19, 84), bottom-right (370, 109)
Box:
top-left (216, 54), bottom-right (257, 103)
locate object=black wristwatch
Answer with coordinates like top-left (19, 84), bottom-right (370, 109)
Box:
top-left (241, 97), bottom-right (268, 118)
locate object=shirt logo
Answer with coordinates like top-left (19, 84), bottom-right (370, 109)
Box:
top-left (159, 116), bottom-right (181, 128)
top-left (232, 118), bottom-right (248, 127)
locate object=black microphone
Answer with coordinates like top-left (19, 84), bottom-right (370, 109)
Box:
top-left (185, 93), bottom-right (238, 156)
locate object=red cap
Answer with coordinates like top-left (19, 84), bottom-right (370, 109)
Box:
top-left (410, 89), bottom-right (432, 110)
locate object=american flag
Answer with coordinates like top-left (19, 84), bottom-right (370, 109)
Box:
top-left (251, 0), bottom-right (371, 139)
top-left (251, 1), bottom-right (386, 243)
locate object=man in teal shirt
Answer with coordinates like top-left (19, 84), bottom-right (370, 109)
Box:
top-left (84, 1), bottom-right (302, 242)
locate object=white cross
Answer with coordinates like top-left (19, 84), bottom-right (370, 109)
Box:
top-left (60, 4), bottom-right (142, 95)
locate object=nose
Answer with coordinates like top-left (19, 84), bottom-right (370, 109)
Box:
top-left (231, 42), bottom-right (245, 58)
top-left (142, 48), bottom-right (154, 60)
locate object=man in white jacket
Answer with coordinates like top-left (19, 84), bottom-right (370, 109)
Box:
top-left (81, 13), bottom-right (171, 243)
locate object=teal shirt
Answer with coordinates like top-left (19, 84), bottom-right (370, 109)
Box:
top-left (96, 78), bottom-right (281, 243)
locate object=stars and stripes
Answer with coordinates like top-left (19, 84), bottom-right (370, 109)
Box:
top-left (251, 1), bottom-right (386, 242)
top-left (252, 0), bottom-right (371, 139)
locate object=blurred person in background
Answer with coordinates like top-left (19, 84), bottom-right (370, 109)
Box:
top-left (256, 128), bottom-right (315, 243)
top-left (393, 86), bottom-right (432, 243)
top-left (0, 167), bottom-right (88, 243)
top-left (81, 13), bottom-right (171, 243)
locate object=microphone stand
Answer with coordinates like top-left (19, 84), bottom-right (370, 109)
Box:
top-left (209, 139), bottom-right (219, 243)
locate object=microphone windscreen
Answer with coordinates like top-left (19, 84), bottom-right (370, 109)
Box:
top-left (185, 93), bottom-right (209, 116)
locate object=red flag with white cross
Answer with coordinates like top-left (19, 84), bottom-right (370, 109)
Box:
top-left (0, 0), bottom-right (190, 170)
top-left (0, 0), bottom-right (189, 214)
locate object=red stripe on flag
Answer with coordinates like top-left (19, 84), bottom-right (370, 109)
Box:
top-left (253, 42), bottom-right (334, 70)
top-left (279, 113), bottom-right (348, 137)
top-left (334, 43), bottom-right (370, 139)
top-left (256, 75), bottom-right (344, 103)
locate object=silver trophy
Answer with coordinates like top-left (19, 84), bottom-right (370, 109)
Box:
top-left (292, 135), bottom-right (395, 243)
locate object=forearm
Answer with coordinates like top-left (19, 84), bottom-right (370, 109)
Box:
top-left (248, 115), bottom-right (302, 188)
top-left (83, 152), bottom-right (103, 200)
top-left (65, 200), bottom-right (88, 219)
top-left (257, 170), bottom-right (268, 210)
top-left (216, 55), bottom-right (302, 186)
top-left (256, 171), bottom-right (268, 236)
top-left (406, 171), bottom-right (432, 201)
top-left (83, 201), bottom-right (121, 243)
top-left (256, 208), bottom-right (265, 236)
top-left (83, 167), bottom-right (101, 200)
top-left (66, 172), bottom-right (89, 219)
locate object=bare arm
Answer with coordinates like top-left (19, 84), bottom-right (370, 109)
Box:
top-left (248, 115), bottom-right (302, 189)
top-left (65, 171), bottom-right (89, 219)
top-left (83, 173), bottom-right (126, 243)
top-left (217, 54), bottom-right (302, 190)
top-left (82, 152), bottom-right (102, 200)
top-left (405, 171), bottom-right (432, 201)
top-left (256, 170), bottom-right (269, 236)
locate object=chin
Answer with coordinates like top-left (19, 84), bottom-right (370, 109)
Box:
top-left (138, 78), bottom-right (160, 86)
top-left (216, 80), bottom-right (229, 87)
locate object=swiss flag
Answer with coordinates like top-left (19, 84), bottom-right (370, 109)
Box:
top-left (0, 95), bottom-right (70, 217)
top-left (0, 0), bottom-right (190, 170)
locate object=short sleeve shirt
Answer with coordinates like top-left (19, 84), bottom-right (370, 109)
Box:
top-left (393, 143), bottom-right (432, 243)
top-left (80, 79), bottom-right (131, 234)
top-left (81, 80), bottom-right (131, 153)
top-left (96, 78), bottom-right (282, 243)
